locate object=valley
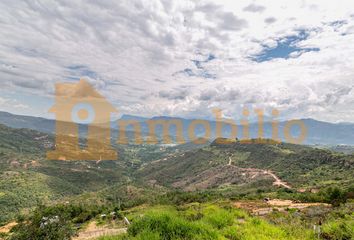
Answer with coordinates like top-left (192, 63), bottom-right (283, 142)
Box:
top-left (0, 114), bottom-right (352, 239)
top-left (2, 0), bottom-right (354, 239)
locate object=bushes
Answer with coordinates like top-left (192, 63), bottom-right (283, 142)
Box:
top-left (321, 219), bottom-right (354, 240)
top-left (230, 218), bottom-right (292, 240)
top-left (10, 201), bottom-right (354, 240)
top-left (9, 206), bottom-right (75, 240)
top-left (274, 186), bottom-right (353, 206)
top-left (320, 203), bottom-right (354, 240)
top-left (102, 204), bottom-right (311, 240)
top-left (161, 191), bottom-right (214, 205)
top-left (203, 206), bottom-right (234, 229)
top-left (323, 187), bottom-right (348, 207)
top-left (128, 209), bottom-right (219, 240)
top-left (9, 204), bottom-right (111, 240)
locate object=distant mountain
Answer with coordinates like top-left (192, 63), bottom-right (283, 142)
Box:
top-left (1, 111), bottom-right (354, 145)
top-left (250, 118), bottom-right (354, 145)
top-left (114, 115), bottom-right (354, 145)
top-left (0, 111), bottom-right (55, 133)
top-left (326, 145), bottom-right (354, 154)
top-left (120, 114), bottom-right (149, 122)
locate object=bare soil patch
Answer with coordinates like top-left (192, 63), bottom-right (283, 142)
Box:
top-left (73, 221), bottom-right (127, 240)
top-left (0, 221), bottom-right (17, 233)
top-left (234, 199), bottom-right (331, 216)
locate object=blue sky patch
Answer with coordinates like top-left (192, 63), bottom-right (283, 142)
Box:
top-left (173, 53), bottom-right (216, 79)
top-left (66, 65), bottom-right (98, 80)
top-left (191, 53), bottom-right (216, 69)
top-left (253, 30), bottom-right (320, 62)
top-left (328, 20), bottom-right (347, 28)
top-left (182, 68), bottom-right (194, 76)
top-left (173, 68), bottom-right (216, 79)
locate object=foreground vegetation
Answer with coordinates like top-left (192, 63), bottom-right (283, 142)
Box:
top-left (5, 200), bottom-right (353, 240)
top-left (101, 201), bottom-right (353, 240)
top-left (100, 204), bottom-right (315, 240)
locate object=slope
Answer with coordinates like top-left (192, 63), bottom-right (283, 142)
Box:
top-left (138, 138), bottom-right (354, 192)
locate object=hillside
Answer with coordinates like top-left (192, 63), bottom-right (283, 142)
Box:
top-left (0, 123), bottom-right (181, 224)
top-left (138, 138), bottom-right (354, 193)
top-left (0, 124), bottom-right (124, 224)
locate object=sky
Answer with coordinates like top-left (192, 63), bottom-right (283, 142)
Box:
top-left (0, 0), bottom-right (354, 122)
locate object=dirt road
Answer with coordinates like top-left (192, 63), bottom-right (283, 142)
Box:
top-left (73, 222), bottom-right (127, 240)
top-left (264, 170), bottom-right (291, 189)
top-left (228, 157), bottom-right (291, 189)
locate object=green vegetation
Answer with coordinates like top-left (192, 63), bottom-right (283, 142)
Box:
top-left (139, 139), bottom-right (353, 191)
top-left (0, 123), bottom-right (353, 239)
top-left (5, 201), bottom-right (353, 240)
top-left (98, 205), bottom-right (299, 240)
top-left (9, 204), bottom-right (122, 240)
top-left (0, 124), bottom-right (169, 224)
top-left (96, 202), bottom-right (353, 240)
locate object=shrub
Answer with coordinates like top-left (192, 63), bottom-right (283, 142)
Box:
top-left (9, 209), bottom-right (74, 240)
top-left (128, 209), bottom-right (219, 240)
top-left (9, 204), bottom-right (107, 240)
top-left (321, 219), bottom-right (354, 240)
top-left (202, 207), bottom-right (234, 229)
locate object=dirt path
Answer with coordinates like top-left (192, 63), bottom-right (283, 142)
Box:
top-left (0, 222), bottom-right (17, 233)
top-left (264, 170), bottom-right (291, 189)
top-left (228, 157), bottom-right (291, 189)
top-left (73, 222), bottom-right (127, 240)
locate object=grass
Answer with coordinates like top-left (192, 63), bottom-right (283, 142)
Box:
top-left (6, 200), bottom-right (354, 239)
top-left (97, 203), bottom-right (324, 240)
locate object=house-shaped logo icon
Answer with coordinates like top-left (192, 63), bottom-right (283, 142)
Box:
top-left (47, 79), bottom-right (117, 160)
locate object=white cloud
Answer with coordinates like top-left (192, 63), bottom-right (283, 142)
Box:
top-left (0, 97), bottom-right (8, 106)
top-left (0, 0), bottom-right (354, 122)
top-left (0, 96), bottom-right (29, 111)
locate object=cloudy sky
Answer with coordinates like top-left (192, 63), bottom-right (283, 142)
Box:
top-left (1, 0), bottom-right (354, 122)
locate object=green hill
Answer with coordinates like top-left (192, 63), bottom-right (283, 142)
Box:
top-left (0, 124), bottom-right (128, 224)
top-left (0, 123), bottom-right (175, 224)
top-left (138, 138), bottom-right (354, 193)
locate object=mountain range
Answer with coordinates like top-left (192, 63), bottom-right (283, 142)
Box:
top-left (1, 111), bottom-right (354, 145)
